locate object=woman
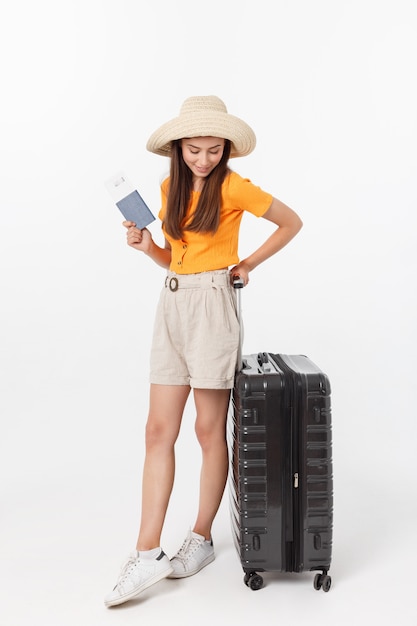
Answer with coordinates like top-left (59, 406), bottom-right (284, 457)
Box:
top-left (105, 95), bottom-right (303, 607)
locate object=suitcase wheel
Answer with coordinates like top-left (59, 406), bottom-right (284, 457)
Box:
top-left (244, 571), bottom-right (264, 591)
top-left (313, 572), bottom-right (332, 592)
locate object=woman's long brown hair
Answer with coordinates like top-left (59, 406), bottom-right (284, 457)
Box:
top-left (163, 139), bottom-right (231, 239)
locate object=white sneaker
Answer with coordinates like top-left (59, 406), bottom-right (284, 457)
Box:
top-left (104, 549), bottom-right (173, 607)
top-left (168, 529), bottom-right (215, 578)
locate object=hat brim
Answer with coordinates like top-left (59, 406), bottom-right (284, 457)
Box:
top-left (146, 112), bottom-right (256, 158)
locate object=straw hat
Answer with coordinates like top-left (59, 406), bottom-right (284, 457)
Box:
top-left (146, 95), bottom-right (256, 158)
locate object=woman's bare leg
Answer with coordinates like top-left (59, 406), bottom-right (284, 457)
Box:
top-left (136, 383), bottom-right (190, 551)
top-left (191, 388), bottom-right (231, 540)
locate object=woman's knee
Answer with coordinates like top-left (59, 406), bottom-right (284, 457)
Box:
top-left (145, 416), bottom-right (179, 450)
top-left (193, 388), bottom-right (230, 448)
top-left (194, 389), bottom-right (230, 449)
top-left (195, 419), bottom-right (226, 449)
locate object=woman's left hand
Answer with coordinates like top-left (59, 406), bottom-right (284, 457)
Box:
top-left (230, 262), bottom-right (250, 286)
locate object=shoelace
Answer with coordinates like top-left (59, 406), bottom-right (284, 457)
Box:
top-left (176, 535), bottom-right (202, 563)
top-left (117, 553), bottom-right (139, 585)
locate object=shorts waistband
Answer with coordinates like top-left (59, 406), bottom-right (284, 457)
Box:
top-left (165, 270), bottom-right (231, 291)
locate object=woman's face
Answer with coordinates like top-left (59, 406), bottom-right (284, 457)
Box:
top-left (180, 137), bottom-right (225, 183)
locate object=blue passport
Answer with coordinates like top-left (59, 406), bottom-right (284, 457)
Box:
top-left (116, 190), bottom-right (156, 229)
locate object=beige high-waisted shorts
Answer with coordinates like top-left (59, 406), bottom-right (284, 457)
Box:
top-left (149, 270), bottom-right (240, 389)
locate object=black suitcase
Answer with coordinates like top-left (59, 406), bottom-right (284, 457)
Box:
top-left (228, 281), bottom-right (333, 592)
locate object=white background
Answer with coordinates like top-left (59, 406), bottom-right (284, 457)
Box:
top-left (1, 1), bottom-right (416, 624)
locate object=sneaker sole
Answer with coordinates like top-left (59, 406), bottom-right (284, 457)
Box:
top-left (167, 553), bottom-right (215, 579)
top-left (104, 565), bottom-right (174, 607)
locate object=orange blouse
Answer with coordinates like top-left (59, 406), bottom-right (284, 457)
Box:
top-left (158, 171), bottom-right (273, 274)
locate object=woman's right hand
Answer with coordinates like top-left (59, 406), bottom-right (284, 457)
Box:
top-left (123, 221), bottom-right (153, 253)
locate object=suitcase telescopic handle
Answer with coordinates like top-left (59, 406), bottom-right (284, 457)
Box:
top-left (233, 276), bottom-right (244, 371)
top-left (232, 276), bottom-right (244, 289)
top-left (232, 276), bottom-right (244, 323)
